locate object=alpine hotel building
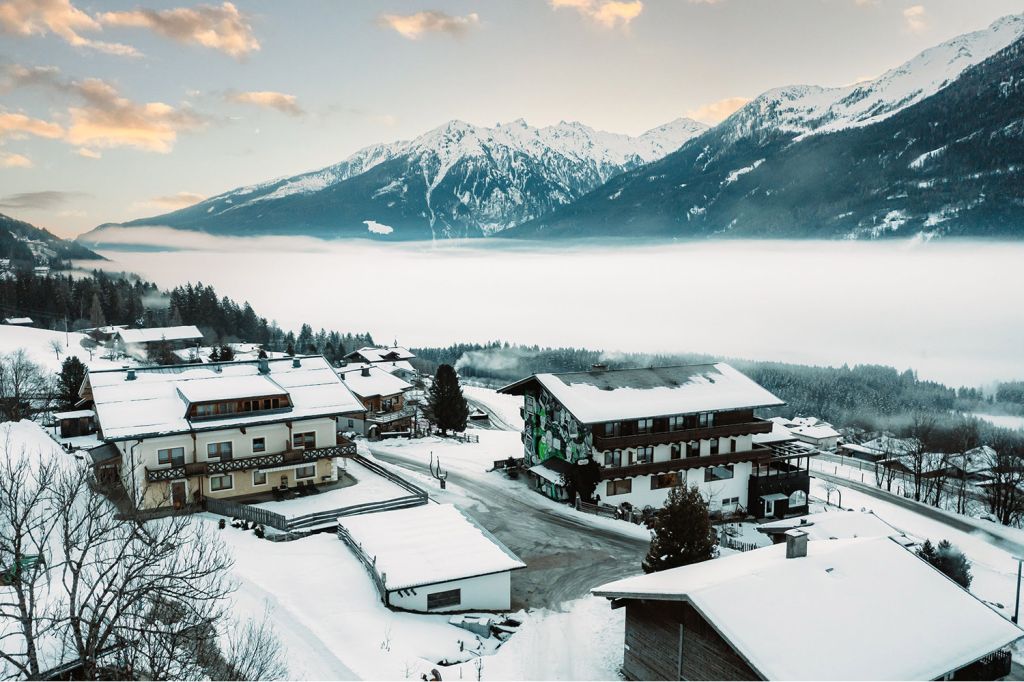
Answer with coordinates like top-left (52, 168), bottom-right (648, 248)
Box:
top-left (500, 363), bottom-right (811, 518)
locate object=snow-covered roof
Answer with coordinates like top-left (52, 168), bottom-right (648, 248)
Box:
top-left (338, 503), bottom-right (525, 591)
top-left (2, 317), bottom-right (33, 325)
top-left (528, 457), bottom-right (574, 486)
top-left (87, 356), bottom-right (365, 440)
top-left (791, 424), bottom-right (842, 440)
top-left (116, 325), bottom-right (203, 344)
top-left (753, 421), bottom-right (796, 445)
top-left (860, 435), bottom-right (920, 456)
top-left (53, 409), bottom-right (94, 420)
top-left (337, 365), bottom-right (412, 398)
top-left (758, 510), bottom-right (911, 543)
top-left (840, 442), bottom-right (882, 455)
top-left (499, 363), bottom-right (784, 424)
top-left (345, 346), bottom-right (415, 363)
top-left (374, 360), bottom-right (416, 374)
top-left (594, 537), bottom-right (1022, 680)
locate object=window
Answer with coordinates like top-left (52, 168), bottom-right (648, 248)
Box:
top-left (604, 450), bottom-right (622, 467)
top-left (243, 401), bottom-right (252, 412)
top-left (604, 421), bottom-right (621, 437)
top-left (347, 419), bottom-right (354, 428)
top-left (252, 437), bottom-right (266, 453)
top-left (262, 399), bottom-right (271, 410)
top-left (207, 441), bottom-right (233, 460)
top-left (709, 438), bottom-right (720, 456)
top-left (295, 465), bottom-right (316, 480)
top-left (669, 415), bottom-right (685, 431)
top-left (704, 465), bottom-right (734, 482)
top-left (427, 589), bottom-right (461, 610)
top-left (195, 404), bottom-right (215, 417)
top-left (698, 412), bottom-right (715, 428)
top-left (722, 496), bottom-right (739, 506)
top-left (607, 479), bottom-right (632, 496)
top-left (670, 444), bottom-right (681, 460)
top-left (651, 472), bottom-right (680, 490)
top-left (253, 470), bottom-right (267, 486)
top-left (210, 474), bottom-right (232, 491)
top-left (637, 446), bottom-right (654, 463)
top-left (272, 397), bottom-right (281, 409)
top-left (292, 432), bottom-right (316, 449)
top-left (686, 441), bottom-right (701, 458)
top-left (636, 418), bottom-right (653, 435)
top-left (157, 447), bottom-right (184, 466)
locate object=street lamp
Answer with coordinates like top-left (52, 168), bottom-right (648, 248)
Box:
top-left (1014, 556), bottom-right (1024, 624)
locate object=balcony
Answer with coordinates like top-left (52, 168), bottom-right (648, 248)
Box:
top-left (367, 405), bottom-right (415, 424)
top-left (145, 437), bottom-right (357, 483)
top-left (599, 447), bottom-right (773, 481)
top-left (592, 419), bottom-right (774, 451)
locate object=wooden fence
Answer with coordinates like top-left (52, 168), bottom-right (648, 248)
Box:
top-left (719, 534), bottom-right (759, 552)
top-left (204, 497), bottom-right (287, 530)
top-left (337, 525), bottom-right (389, 604)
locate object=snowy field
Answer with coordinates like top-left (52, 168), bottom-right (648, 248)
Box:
top-left (85, 237), bottom-right (1024, 386)
top-left (974, 413), bottom-right (1024, 431)
top-left (0, 325), bottom-right (124, 372)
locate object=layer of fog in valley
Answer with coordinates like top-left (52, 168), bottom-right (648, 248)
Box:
top-left (82, 229), bottom-right (1024, 388)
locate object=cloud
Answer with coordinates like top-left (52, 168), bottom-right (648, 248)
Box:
top-left (65, 78), bottom-right (206, 153)
top-left (76, 147), bottom-right (100, 158)
top-left (99, 2), bottom-right (259, 58)
top-left (686, 96), bottom-right (751, 124)
top-left (0, 150), bottom-right (32, 167)
top-left (0, 189), bottom-right (88, 209)
top-left (550, 0), bottom-right (644, 28)
top-left (903, 5), bottom-right (927, 33)
top-left (377, 10), bottom-right (480, 39)
top-left (225, 90), bottom-right (303, 116)
top-left (0, 0), bottom-right (139, 55)
top-left (141, 191), bottom-right (207, 209)
top-left (0, 110), bottom-right (65, 140)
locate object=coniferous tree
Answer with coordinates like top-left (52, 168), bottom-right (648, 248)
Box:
top-left (57, 356), bottom-right (86, 409)
top-left (918, 539), bottom-right (973, 588)
top-left (427, 364), bottom-right (469, 436)
top-left (642, 486), bottom-right (718, 573)
top-left (219, 344), bottom-right (234, 361)
top-left (89, 293), bottom-right (105, 328)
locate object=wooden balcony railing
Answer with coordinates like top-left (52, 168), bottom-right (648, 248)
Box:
top-left (599, 447), bottom-right (774, 481)
top-left (368, 405), bottom-right (415, 424)
top-left (592, 419), bottom-right (774, 451)
top-left (146, 437), bottom-right (357, 483)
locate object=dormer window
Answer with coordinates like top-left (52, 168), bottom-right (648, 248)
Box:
top-left (699, 412), bottom-right (715, 428)
top-left (637, 418), bottom-right (653, 435)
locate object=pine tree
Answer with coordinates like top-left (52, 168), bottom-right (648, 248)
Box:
top-left (219, 344), bottom-right (234, 361)
top-left (643, 486), bottom-right (718, 573)
top-left (426, 364), bottom-right (469, 436)
top-left (57, 356), bottom-right (87, 409)
top-left (918, 539), bottom-right (973, 588)
top-left (89, 293), bottom-right (105, 328)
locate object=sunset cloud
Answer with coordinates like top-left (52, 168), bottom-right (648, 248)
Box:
top-left (66, 78), bottom-right (206, 153)
top-left (225, 90), bottom-right (304, 116)
top-left (99, 2), bottom-right (259, 58)
top-left (0, 151), bottom-right (32, 167)
top-left (377, 10), bottom-right (480, 39)
top-left (0, 189), bottom-right (88, 209)
top-left (686, 96), bottom-right (751, 124)
top-left (903, 5), bottom-right (927, 33)
top-left (0, 110), bottom-right (65, 140)
top-left (550, 0), bottom-right (644, 29)
top-left (76, 147), bottom-right (100, 159)
top-left (0, 0), bottom-right (139, 55)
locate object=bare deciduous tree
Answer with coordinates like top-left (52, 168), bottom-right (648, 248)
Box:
top-left (0, 351), bottom-right (53, 422)
top-left (982, 433), bottom-right (1024, 527)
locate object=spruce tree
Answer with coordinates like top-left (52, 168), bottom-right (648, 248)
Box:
top-left (427, 364), bottom-right (469, 436)
top-left (57, 356), bottom-right (87, 409)
top-left (642, 486), bottom-right (718, 573)
top-left (918, 539), bottom-right (972, 588)
top-left (89, 293), bottom-right (105, 328)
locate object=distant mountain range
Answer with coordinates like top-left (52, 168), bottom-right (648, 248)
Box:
top-left (81, 13), bottom-right (1024, 244)
top-left (1, 213), bottom-right (102, 263)
top-left (82, 118), bottom-right (707, 242)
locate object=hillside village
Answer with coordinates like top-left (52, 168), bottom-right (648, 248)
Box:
top-left (2, 311), bottom-right (1024, 681)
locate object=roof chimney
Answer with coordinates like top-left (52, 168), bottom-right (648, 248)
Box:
top-left (258, 358), bottom-right (270, 375)
top-left (785, 529), bottom-right (808, 559)
top-left (361, 366), bottom-right (371, 377)
top-left (292, 357), bottom-right (301, 369)
top-left (125, 368), bottom-right (136, 381)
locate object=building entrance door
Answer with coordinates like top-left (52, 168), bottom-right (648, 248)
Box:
top-left (171, 481), bottom-right (186, 509)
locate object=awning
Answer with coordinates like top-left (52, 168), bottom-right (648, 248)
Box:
top-left (88, 443), bottom-right (120, 466)
top-left (54, 409), bottom-right (95, 419)
top-left (760, 493), bottom-right (789, 502)
top-left (528, 463), bottom-right (566, 486)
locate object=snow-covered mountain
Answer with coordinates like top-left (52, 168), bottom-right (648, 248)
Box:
top-left (508, 13), bottom-right (1024, 240)
top-left (86, 117), bottom-right (707, 241)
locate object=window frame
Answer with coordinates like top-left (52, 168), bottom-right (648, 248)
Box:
top-left (210, 474), bottom-right (233, 491)
top-left (253, 470), bottom-right (267, 486)
top-left (292, 432), bottom-right (316, 450)
top-left (426, 589), bottom-right (462, 610)
top-left (252, 437), bottom-right (266, 453)
top-left (207, 441), bottom-right (233, 460)
top-left (636, 418), bottom-right (653, 435)
top-left (606, 479), bottom-right (632, 496)
top-left (157, 446), bottom-right (184, 466)
top-left (295, 464), bottom-right (316, 480)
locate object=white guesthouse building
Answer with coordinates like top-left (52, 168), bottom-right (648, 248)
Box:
top-left (82, 356), bottom-right (366, 510)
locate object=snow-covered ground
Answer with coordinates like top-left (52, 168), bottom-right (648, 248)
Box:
top-left (463, 385), bottom-right (525, 431)
top-left (974, 413), bottom-right (1024, 431)
top-left (252, 458), bottom-right (411, 518)
top-left (0, 325), bottom-right (124, 373)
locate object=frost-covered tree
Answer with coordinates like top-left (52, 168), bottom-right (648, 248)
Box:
top-left (642, 485), bottom-right (718, 574)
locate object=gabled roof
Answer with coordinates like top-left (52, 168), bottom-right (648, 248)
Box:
top-left (116, 325), bottom-right (203, 345)
top-left (2, 317), bottom-right (33, 325)
top-left (594, 537), bottom-right (1022, 680)
top-left (757, 510), bottom-right (914, 544)
top-left (337, 364), bottom-right (412, 399)
top-left (499, 363), bottom-right (784, 424)
top-left (87, 356), bottom-right (365, 440)
top-left (344, 346), bottom-right (415, 363)
top-left (337, 503), bottom-right (525, 590)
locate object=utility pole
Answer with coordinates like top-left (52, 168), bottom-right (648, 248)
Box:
top-left (1014, 557), bottom-right (1023, 624)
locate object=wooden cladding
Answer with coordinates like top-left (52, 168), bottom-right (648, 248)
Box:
top-left (592, 418), bottom-right (773, 451)
top-left (189, 394), bottom-right (291, 420)
top-left (600, 447), bottom-right (773, 481)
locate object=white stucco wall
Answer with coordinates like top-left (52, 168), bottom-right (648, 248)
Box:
top-left (387, 571), bottom-right (512, 613)
top-left (600, 461), bottom-right (753, 511)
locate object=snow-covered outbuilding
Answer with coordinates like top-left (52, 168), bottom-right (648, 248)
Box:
top-left (337, 364), bottom-right (415, 438)
top-left (2, 316), bottom-right (33, 326)
top-left (116, 324), bottom-right (203, 348)
top-left (757, 509), bottom-right (916, 546)
top-left (337, 503), bottom-right (525, 613)
top-left (594, 533), bottom-right (1023, 681)
top-left (769, 416), bottom-right (841, 451)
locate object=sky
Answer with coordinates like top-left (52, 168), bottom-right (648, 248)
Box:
top-left (1, 0), bottom-right (1022, 237)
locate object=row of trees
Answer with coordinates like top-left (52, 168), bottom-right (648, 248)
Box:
top-left (0, 439), bottom-right (286, 680)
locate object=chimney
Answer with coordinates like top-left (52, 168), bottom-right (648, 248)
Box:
top-left (258, 358), bottom-right (270, 375)
top-left (785, 529), bottom-right (808, 559)
top-left (361, 366), bottom-right (371, 377)
top-left (125, 368), bottom-right (136, 381)
top-left (292, 357), bottom-right (301, 369)
top-left (591, 363), bottom-right (608, 372)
